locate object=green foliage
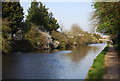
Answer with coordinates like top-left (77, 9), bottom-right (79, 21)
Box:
top-left (86, 47), bottom-right (109, 80)
top-left (24, 24), bottom-right (42, 50)
top-left (2, 2), bottom-right (24, 36)
top-left (11, 40), bottom-right (33, 52)
top-left (66, 24), bottom-right (100, 45)
top-left (11, 23), bottom-right (36, 52)
top-left (21, 22), bottom-right (31, 34)
top-left (11, 23), bottom-right (52, 52)
top-left (92, 33), bottom-right (101, 39)
top-left (93, 2), bottom-right (120, 34)
top-left (2, 1), bottom-right (60, 53)
top-left (2, 19), bottom-right (11, 40)
top-left (2, 19), bottom-right (11, 53)
top-left (24, 23), bottom-right (52, 50)
top-left (2, 2), bottom-right (24, 53)
top-left (26, 1), bottom-right (59, 32)
top-left (1, 2), bottom-right (104, 53)
top-left (12, 23), bottom-right (53, 52)
top-left (50, 30), bottom-right (67, 49)
top-left (2, 37), bottom-right (11, 53)
top-left (66, 37), bottom-right (75, 48)
top-left (70, 24), bottom-right (85, 35)
top-left (50, 24), bottom-right (100, 50)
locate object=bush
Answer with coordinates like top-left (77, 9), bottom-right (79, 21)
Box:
top-left (2, 37), bottom-right (11, 53)
top-left (65, 24), bottom-right (100, 45)
top-left (2, 19), bottom-right (11, 53)
top-left (65, 37), bottom-right (75, 48)
top-left (12, 40), bottom-right (34, 52)
top-left (50, 30), bottom-right (68, 49)
top-left (24, 24), bottom-right (52, 50)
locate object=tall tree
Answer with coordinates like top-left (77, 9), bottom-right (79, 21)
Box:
top-left (93, 2), bottom-right (120, 35)
top-left (26, 1), bottom-right (59, 32)
top-left (2, 2), bottom-right (24, 37)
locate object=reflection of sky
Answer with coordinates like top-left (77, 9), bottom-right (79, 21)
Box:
top-left (20, 2), bottom-right (94, 32)
top-left (54, 43), bottom-right (107, 79)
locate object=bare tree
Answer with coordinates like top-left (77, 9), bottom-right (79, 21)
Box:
top-left (59, 22), bottom-right (64, 32)
top-left (89, 11), bottom-right (99, 33)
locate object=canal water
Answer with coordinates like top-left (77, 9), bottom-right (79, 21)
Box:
top-left (2, 43), bottom-right (107, 79)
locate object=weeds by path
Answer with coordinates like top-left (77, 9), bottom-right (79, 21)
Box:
top-left (85, 46), bottom-right (109, 81)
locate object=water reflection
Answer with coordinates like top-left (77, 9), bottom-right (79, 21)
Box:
top-left (63, 45), bottom-right (91, 62)
top-left (2, 43), bottom-right (107, 79)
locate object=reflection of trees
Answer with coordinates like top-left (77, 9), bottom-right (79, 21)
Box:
top-left (90, 46), bottom-right (98, 53)
top-left (90, 44), bottom-right (103, 53)
top-left (63, 45), bottom-right (92, 62)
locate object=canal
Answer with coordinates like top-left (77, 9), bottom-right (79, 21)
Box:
top-left (2, 43), bottom-right (107, 79)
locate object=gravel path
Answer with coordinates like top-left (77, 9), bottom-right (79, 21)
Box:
top-left (103, 45), bottom-right (119, 79)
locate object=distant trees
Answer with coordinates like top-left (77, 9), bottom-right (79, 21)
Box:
top-left (2, 2), bottom-right (24, 37)
top-left (26, 1), bottom-right (59, 32)
top-left (65, 24), bottom-right (100, 45)
top-left (70, 24), bottom-right (85, 35)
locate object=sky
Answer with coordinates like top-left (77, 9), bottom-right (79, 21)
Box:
top-left (20, 1), bottom-right (94, 32)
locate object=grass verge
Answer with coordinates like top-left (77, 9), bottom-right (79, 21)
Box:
top-left (85, 45), bottom-right (109, 81)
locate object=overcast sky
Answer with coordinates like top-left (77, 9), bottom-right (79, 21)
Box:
top-left (20, 1), bottom-right (94, 32)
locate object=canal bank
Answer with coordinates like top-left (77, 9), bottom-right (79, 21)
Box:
top-left (85, 45), bottom-right (109, 80)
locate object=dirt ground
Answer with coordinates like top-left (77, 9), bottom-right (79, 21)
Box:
top-left (103, 45), bottom-right (120, 80)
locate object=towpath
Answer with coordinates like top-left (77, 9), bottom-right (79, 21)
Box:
top-left (103, 45), bottom-right (119, 80)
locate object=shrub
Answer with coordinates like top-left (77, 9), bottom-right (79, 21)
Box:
top-left (24, 24), bottom-right (52, 50)
top-left (50, 30), bottom-right (68, 49)
top-left (2, 19), bottom-right (11, 53)
top-left (12, 40), bottom-right (34, 52)
top-left (2, 37), bottom-right (11, 53)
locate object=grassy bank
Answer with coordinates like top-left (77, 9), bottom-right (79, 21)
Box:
top-left (85, 45), bottom-right (109, 81)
